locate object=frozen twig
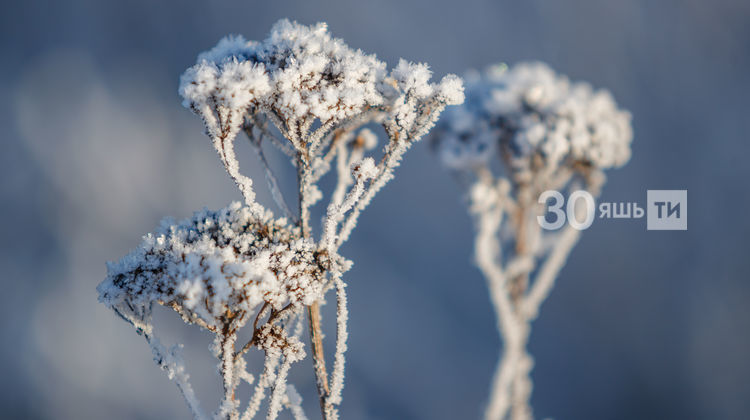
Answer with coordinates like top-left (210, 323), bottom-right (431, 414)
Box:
top-left (242, 351), bottom-right (280, 420)
top-left (283, 385), bottom-right (309, 420)
top-left (328, 277), bottom-right (349, 405)
top-left (146, 334), bottom-right (208, 420)
top-left (267, 356), bottom-right (293, 420)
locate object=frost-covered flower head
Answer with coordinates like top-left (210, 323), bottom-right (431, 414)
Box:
top-left (179, 19), bottom-right (463, 166)
top-left (98, 202), bottom-right (342, 333)
top-left (180, 20), bottom-right (385, 127)
top-left (177, 18), bottom-right (463, 248)
top-left (433, 62), bottom-right (631, 187)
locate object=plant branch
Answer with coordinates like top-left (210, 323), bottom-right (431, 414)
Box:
top-left (294, 157), bottom-right (335, 420)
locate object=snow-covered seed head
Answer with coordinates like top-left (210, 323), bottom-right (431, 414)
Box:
top-left (97, 202), bottom-right (332, 331)
top-left (256, 324), bottom-right (306, 362)
top-left (181, 19), bottom-right (387, 126)
top-left (351, 157), bottom-right (378, 180)
top-left (179, 19), bottom-right (463, 150)
top-left (432, 62), bottom-right (632, 181)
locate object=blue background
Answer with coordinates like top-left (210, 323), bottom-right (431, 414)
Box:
top-left (2, 1), bottom-right (749, 418)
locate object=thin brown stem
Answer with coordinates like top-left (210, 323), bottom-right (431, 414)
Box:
top-left (298, 158), bottom-right (312, 238)
top-left (308, 302), bottom-right (332, 419)
top-left (511, 201), bottom-right (530, 307)
top-left (234, 303), bottom-right (271, 360)
top-left (220, 331), bottom-right (239, 420)
top-left (296, 159), bottom-right (334, 419)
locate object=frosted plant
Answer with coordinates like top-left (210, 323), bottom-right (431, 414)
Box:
top-left (431, 62), bottom-right (631, 420)
top-left (98, 19), bottom-right (463, 420)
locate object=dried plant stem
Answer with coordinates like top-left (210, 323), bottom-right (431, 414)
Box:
top-left (298, 161), bottom-right (313, 238)
top-left (307, 303), bottom-right (334, 419)
top-left (476, 196), bottom-right (527, 420)
top-left (144, 332), bottom-right (207, 420)
top-left (219, 333), bottom-right (239, 420)
top-left (509, 201), bottom-right (534, 420)
top-left (295, 161), bottom-right (335, 420)
top-left (242, 350), bottom-right (281, 420)
top-left (480, 177), bottom-right (603, 420)
top-left (522, 225), bottom-right (580, 320)
top-left (479, 186), bottom-right (536, 420)
top-left (486, 320), bottom-right (531, 420)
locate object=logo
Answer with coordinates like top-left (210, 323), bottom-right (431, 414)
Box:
top-left (537, 189), bottom-right (687, 231)
top-left (646, 190), bottom-right (687, 230)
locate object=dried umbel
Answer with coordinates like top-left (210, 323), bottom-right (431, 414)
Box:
top-left (431, 62), bottom-right (631, 420)
top-left (99, 19), bottom-right (463, 420)
top-left (434, 62), bottom-right (631, 192)
top-left (98, 203), bottom-right (330, 420)
top-left (99, 203), bottom-right (337, 333)
top-left (179, 19), bottom-right (464, 222)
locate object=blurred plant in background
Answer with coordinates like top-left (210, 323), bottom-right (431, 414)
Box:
top-left (431, 62), bottom-right (632, 420)
top-left (98, 19), bottom-right (463, 420)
